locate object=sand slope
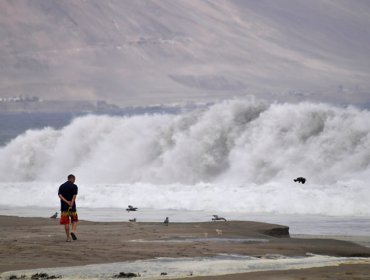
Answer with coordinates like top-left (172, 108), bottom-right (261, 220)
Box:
top-left (1, 216), bottom-right (370, 274)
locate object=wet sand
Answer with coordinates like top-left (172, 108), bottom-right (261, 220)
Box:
top-left (171, 264), bottom-right (370, 280)
top-left (0, 215), bottom-right (369, 278)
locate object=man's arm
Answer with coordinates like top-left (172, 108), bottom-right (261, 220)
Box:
top-left (71, 194), bottom-right (77, 208)
top-left (59, 194), bottom-right (73, 207)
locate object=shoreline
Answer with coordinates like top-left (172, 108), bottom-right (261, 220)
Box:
top-left (2, 256), bottom-right (370, 280)
top-left (169, 263), bottom-right (370, 280)
top-left (1, 215), bottom-right (369, 279)
top-left (1, 206), bottom-right (370, 236)
top-left (291, 234), bottom-right (370, 249)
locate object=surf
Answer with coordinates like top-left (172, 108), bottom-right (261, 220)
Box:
top-left (0, 99), bottom-right (369, 215)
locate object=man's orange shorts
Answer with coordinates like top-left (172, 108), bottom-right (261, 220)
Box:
top-left (60, 211), bottom-right (78, 224)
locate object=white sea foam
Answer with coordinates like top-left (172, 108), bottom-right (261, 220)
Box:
top-left (1, 254), bottom-right (369, 280)
top-left (0, 100), bottom-right (369, 215)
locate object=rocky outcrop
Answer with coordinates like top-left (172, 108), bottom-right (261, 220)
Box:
top-left (262, 226), bottom-right (290, 238)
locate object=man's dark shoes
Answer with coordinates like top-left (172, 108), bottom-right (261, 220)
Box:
top-left (70, 232), bottom-right (77, 240)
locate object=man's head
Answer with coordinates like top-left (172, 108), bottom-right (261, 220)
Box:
top-left (68, 174), bottom-right (76, 183)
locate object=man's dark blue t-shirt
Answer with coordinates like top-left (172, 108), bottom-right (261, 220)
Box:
top-left (58, 181), bottom-right (78, 212)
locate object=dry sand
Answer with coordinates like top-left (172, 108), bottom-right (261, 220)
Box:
top-left (0, 215), bottom-right (369, 279)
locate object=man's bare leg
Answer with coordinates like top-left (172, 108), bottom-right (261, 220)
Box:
top-left (71, 222), bottom-right (77, 240)
top-left (64, 223), bottom-right (71, 241)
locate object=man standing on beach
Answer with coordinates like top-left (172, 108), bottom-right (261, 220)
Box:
top-left (58, 174), bottom-right (78, 242)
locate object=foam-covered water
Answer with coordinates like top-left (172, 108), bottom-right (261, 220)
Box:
top-left (0, 100), bottom-right (369, 216)
top-left (1, 254), bottom-right (369, 280)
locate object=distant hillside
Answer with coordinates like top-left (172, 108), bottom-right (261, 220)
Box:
top-left (1, 0), bottom-right (369, 107)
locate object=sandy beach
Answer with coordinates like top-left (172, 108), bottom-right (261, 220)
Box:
top-left (0, 215), bottom-right (369, 279)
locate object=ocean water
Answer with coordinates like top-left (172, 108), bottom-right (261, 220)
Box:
top-left (0, 99), bottom-right (369, 235)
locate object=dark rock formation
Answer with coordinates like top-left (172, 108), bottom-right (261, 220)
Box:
top-left (262, 226), bottom-right (290, 238)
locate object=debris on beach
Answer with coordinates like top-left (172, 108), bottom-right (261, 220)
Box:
top-left (8, 275), bottom-right (25, 280)
top-left (7, 273), bottom-right (61, 280)
top-left (31, 273), bottom-right (61, 279)
top-left (215, 229), bottom-right (223, 235)
top-left (113, 272), bottom-right (139, 278)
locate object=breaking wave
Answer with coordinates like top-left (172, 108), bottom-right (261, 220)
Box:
top-left (1, 99), bottom-right (369, 215)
